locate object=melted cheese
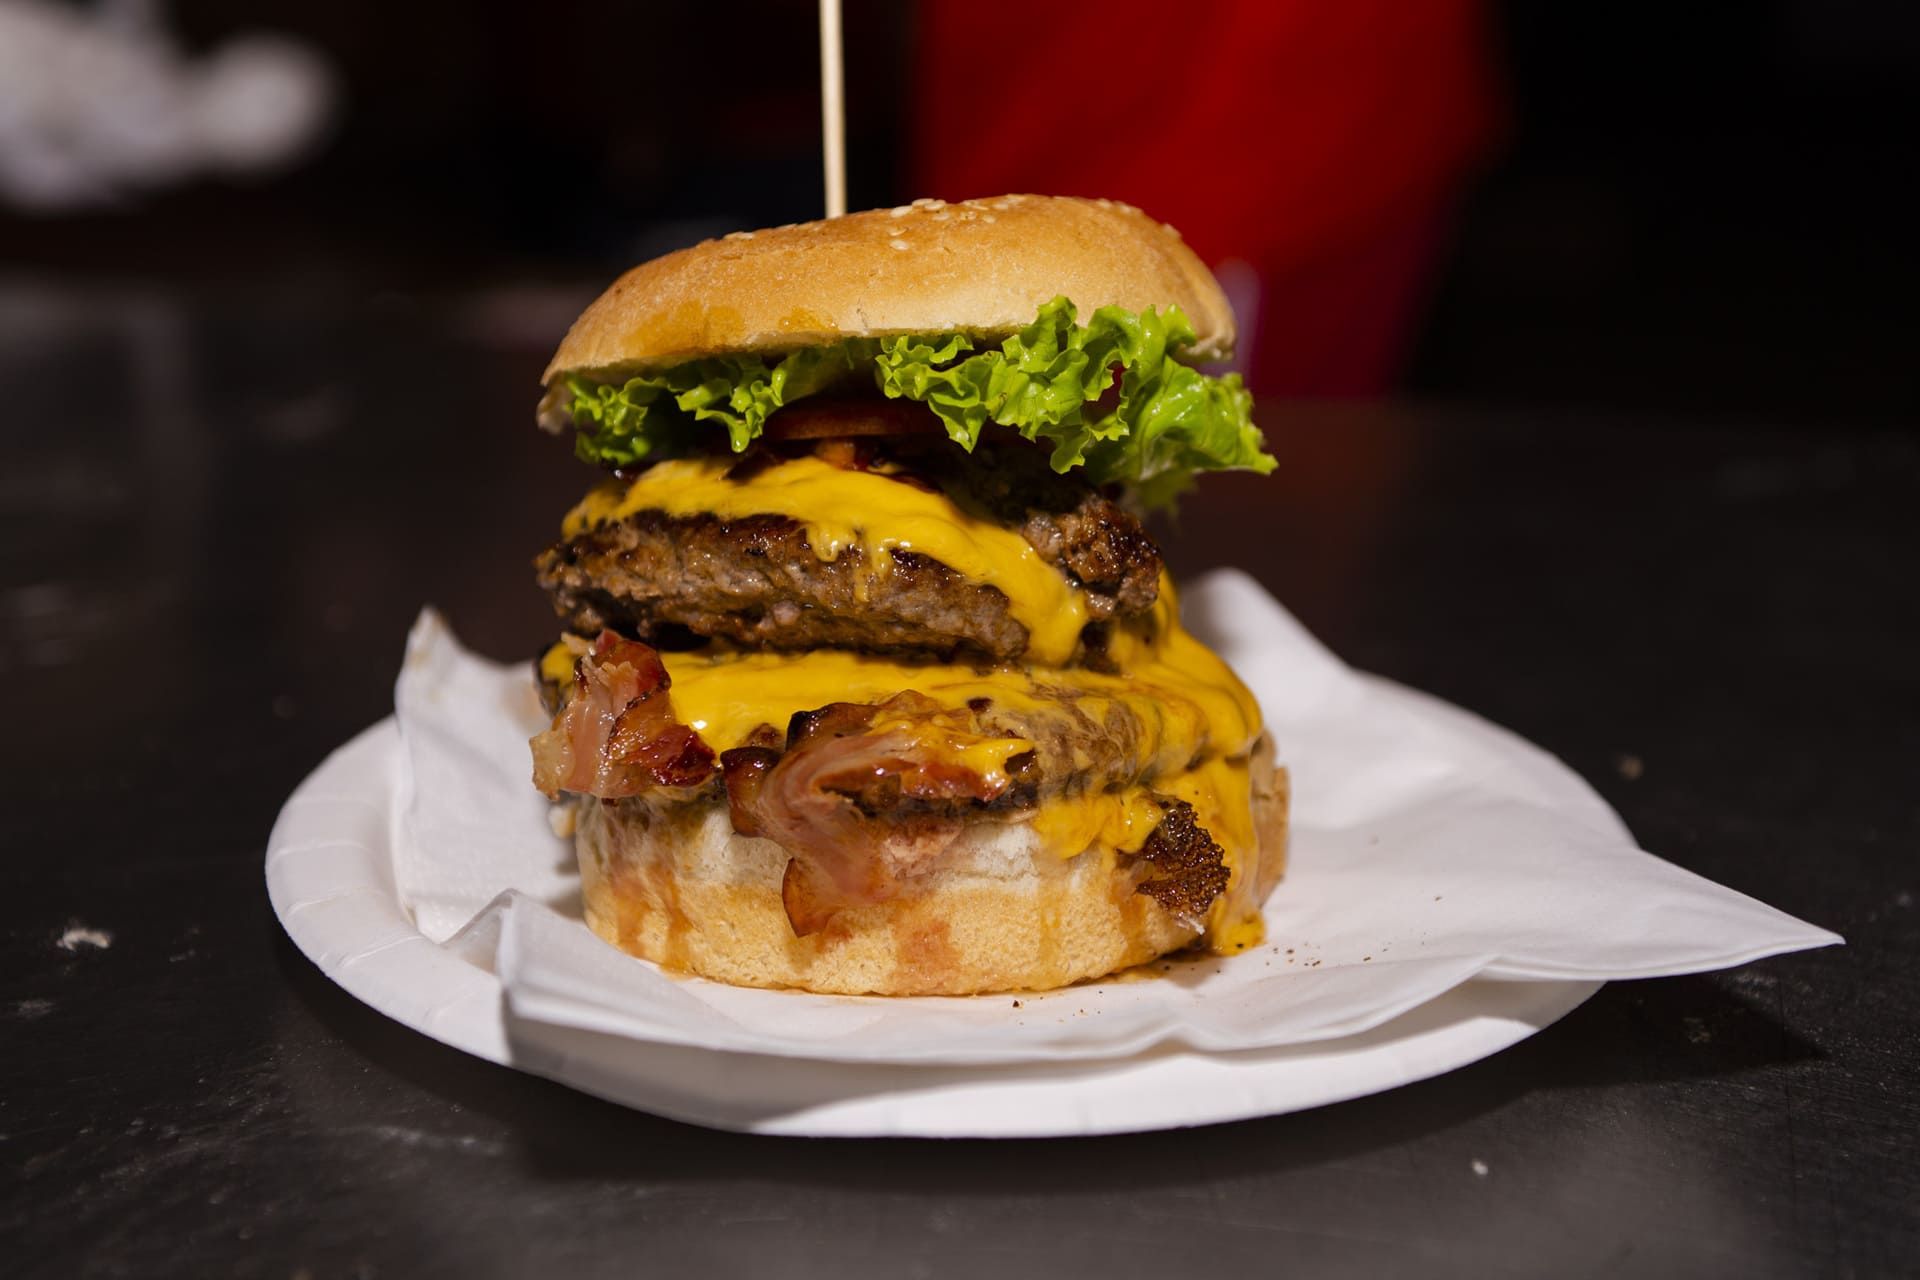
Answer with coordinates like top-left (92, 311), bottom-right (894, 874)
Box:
top-left (653, 576), bottom-right (1250, 743)
top-left (1168, 756), bottom-right (1265, 949)
top-left (564, 455), bottom-right (1091, 665)
top-left (1022, 762), bottom-right (1261, 947)
top-left (540, 565), bottom-right (1269, 951)
top-left (862, 703), bottom-right (1036, 796)
top-left (539, 635), bottom-right (586, 686)
top-left (1029, 787), bottom-right (1166, 861)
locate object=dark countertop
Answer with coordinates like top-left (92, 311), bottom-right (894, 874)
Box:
top-left (3, 287), bottom-right (1915, 1278)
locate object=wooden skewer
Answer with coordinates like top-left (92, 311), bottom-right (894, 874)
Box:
top-left (819, 0), bottom-right (846, 218)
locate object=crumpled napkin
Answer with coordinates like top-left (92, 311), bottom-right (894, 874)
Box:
top-left (392, 570), bottom-right (1839, 1065)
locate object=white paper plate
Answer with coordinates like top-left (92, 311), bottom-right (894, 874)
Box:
top-left (268, 716), bottom-right (1601, 1138)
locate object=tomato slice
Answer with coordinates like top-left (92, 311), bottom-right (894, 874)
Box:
top-left (760, 398), bottom-right (943, 440)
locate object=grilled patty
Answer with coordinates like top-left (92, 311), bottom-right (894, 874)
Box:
top-left (535, 439), bottom-right (1163, 661)
top-left (949, 440), bottom-right (1164, 619)
top-left (538, 511), bottom-right (1029, 660)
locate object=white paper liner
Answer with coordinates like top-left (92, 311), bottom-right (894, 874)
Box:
top-left (392, 570), bottom-right (1839, 1065)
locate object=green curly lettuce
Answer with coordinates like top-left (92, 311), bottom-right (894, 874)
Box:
top-left (563, 296), bottom-right (1273, 505)
top-left (874, 297), bottom-right (1273, 506)
top-left (564, 339), bottom-right (877, 468)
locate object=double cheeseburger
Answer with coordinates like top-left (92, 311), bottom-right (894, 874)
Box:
top-left (529, 194), bottom-right (1287, 996)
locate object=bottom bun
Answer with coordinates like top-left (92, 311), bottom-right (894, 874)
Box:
top-left (573, 754), bottom-right (1290, 996)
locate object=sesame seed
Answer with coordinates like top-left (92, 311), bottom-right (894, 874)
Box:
top-left (890, 238), bottom-right (910, 250)
top-left (890, 205), bottom-right (912, 217)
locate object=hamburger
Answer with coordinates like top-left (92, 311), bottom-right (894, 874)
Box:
top-left (529, 194), bottom-right (1288, 996)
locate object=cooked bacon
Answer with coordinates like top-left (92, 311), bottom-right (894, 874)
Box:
top-left (718, 746), bottom-right (779, 836)
top-left (530, 632), bottom-right (715, 799)
top-left (780, 857), bottom-right (843, 936)
top-left (1131, 799), bottom-right (1230, 928)
top-left (784, 700), bottom-right (887, 747)
top-left (781, 686), bottom-right (1186, 816)
top-left (723, 692), bottom-right (1017, 934)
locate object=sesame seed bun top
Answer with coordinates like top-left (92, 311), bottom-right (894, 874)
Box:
top-left (544, 195), bottom-right (1236, 385)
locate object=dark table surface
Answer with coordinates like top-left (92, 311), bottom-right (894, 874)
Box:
top-left (3, 284), bottom-right (1916, 1278)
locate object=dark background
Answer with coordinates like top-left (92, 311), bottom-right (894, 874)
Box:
top-left (6, 1), bottom-right (1917, 422)
top-left (1416, 3), bottom-right (1920, 423)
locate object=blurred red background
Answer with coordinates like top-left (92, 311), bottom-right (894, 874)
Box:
top-left (914, 0), bottom-right (1500, 396)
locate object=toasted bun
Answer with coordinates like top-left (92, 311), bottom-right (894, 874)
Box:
top-left (545, 195), bottom-right (1235, 384)
top-left (573, 760), bottom-right (1289, 997)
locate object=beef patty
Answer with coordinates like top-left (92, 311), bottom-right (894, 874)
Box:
top-left (535, 438), bottom-right (1163, 661)
top-left (538, 511), bottom-right (1029, 660)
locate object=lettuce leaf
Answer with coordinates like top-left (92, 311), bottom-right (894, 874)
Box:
top-left (565, 340), bottom-right (876, 468)
top-left (874, 297), bottom-right (1273, 504)
top-left (564, 297), bottom-right (1273, 504)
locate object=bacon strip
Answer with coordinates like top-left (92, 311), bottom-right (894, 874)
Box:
top-left (723, 693), bottom-right (1014, 935)
top-left (530, 632), bottom-right (715, 799)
